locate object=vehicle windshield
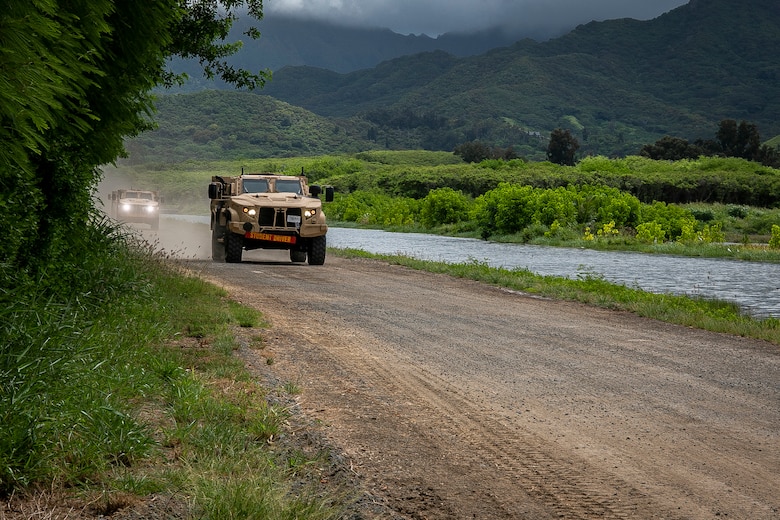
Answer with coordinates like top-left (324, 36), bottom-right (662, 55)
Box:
top-left (275, 179), bottom-right (302, 194)
top-left (243, 179), bottom-right (269, 193)
top-left (126, 191), bottom-right (153, 200)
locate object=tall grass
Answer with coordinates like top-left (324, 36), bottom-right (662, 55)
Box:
top-left (1, 221), bottom-right (347, 518)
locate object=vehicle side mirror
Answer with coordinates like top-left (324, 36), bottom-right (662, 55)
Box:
top-left (310, 185), bottom-right (322, 198)
top-left (208, 183), bottom-right (222, 200)
top-left (325, 186), bottom-right (334, 202)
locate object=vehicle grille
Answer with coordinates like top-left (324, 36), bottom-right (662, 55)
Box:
top-left (258, 207), bottom-right (301, 228)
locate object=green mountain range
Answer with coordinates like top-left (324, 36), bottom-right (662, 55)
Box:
top-left (131, 0), bottom-right (779, 163)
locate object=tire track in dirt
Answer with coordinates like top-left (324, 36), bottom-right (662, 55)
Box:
top-left (259, 313), bottom-right (678, 519)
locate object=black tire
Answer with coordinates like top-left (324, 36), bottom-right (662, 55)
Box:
top-left (290, 249), bottom-right (307, 263)
top-left (225, 232), bottom-right (244, 263)
top-left (211, 225), bottom-right (226, 262)
top-left (307, 235), bottom-right (326, 265)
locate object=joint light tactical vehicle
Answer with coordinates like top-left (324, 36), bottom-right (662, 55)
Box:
top-left (209, 172), bottom-right (334, 264)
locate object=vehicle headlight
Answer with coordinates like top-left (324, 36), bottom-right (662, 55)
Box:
top-left (243, 208), bottom-right (257, 217)
top-left (121, 204), bottom-right (131, 211)
top-left (304, 209), bottom-right (316, 218)
top-left (145, 205), bottom-right (156, 213)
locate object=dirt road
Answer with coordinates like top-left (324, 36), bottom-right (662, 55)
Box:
top-left (192, 250), bottom-right (779, 519)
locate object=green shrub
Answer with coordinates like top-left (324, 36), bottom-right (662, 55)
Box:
top-left (770, 224), bottom-right (780, 249)
top-left (474, 183), bottom-right (536, 234)
top-left (639, 202), bottom-right (696, 240)
top-left (727, 205), bottom-right (750, 219)
top-left (326, 191), bottom-right (420, 226)
top-left (690, 208), bottom-right (715, 222)
top-left (475, 183), bottom-right (643, 236)
top-left (420, 187), bottom-right (471, 227)
top-left (636, 221), bottom-right (666, 243)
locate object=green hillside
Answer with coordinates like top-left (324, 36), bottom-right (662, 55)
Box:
top-left (258, 0), bottom-right (779, 157)
top-left (125, 91), bottom-right (378, 163)
top-left (131, 0), bottom-right (780, 163)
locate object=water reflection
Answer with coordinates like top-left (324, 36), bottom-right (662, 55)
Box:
top-left (328, 227), bottom-right (780, 319)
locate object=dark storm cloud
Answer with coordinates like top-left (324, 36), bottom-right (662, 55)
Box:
top-left (266, 0), bottom-right (689, 38)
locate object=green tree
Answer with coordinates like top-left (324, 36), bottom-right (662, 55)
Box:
top-left (716, 119), bottom-right (761, 161)
top-left (546, 128), bottom-right (580, 166)
top-left (757, 144), bottom-right (780, 168)
top-left (640, 136), bottom-right (704, 160)
top-left (1, 0), bottom-right (268, 288)
top-left (454, 141), bottom-right (493, 163)
top-left (454, 141), bottom-right (518, 163)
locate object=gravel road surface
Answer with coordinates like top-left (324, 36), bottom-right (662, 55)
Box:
top-left (193, 250), bottom-right (780, 519)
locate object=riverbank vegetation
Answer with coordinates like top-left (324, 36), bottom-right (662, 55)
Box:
top-left (114, 150), bottom-right (780, 262)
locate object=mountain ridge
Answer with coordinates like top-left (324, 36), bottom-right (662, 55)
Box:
top-left (258, 0), bottom-right (779, 155)
top-left (141, 0), bottom-right (780, 162)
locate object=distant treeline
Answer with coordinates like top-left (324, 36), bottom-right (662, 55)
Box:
top-left (323, 154), bottom-right (780, 208)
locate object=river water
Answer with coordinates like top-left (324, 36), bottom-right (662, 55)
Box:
top-left (161, 216), bottom-right (780, 319)
top-left (327, 227), bottom-right (780, 319)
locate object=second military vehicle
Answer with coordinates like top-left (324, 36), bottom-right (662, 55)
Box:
top-left (109, 189), bottom-right (161, 230)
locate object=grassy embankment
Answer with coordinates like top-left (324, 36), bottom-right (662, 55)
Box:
top-left (1, 224), bottom-right (351, 518)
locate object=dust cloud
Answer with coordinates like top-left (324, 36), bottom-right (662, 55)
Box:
top-left (153, 216), bottom-right (213, 260)
top-left (107, 216), bottom-right (212, 261)
top-left (97, 167), bottom-right (213, 260)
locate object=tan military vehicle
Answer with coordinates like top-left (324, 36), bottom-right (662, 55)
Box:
top-left (208, 172), bottom-right (334, 264)
top-left (109, 189), bottom-right (161, 230)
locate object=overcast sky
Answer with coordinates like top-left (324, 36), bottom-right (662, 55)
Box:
top-left (265, 0), bottom-right (689, 38)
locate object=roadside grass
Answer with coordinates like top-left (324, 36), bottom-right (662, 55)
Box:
top-left (331, 248), bottom-right (780, 346)
top-left (501, 234), bottom-right (780, 263)
top-left (0, 231), bottom-right (348, 518)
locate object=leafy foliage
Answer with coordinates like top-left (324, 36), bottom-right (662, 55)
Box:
top-left (1, 0), bottom-right (266, 287)
top-left (641, 119), bottom-right (780, 167)
top-left (473, 184), bottom-right (642, 236)
top-left (771, 225), bottom-right (780, 249)
top-left (327, 181), bottom-right (732, 246)
top-left (717, 119), bottom-right (761, 161)
top-left (640, 136), bottom-right (707, 161)
top-left (420, 188), bottom-right (472, 227)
